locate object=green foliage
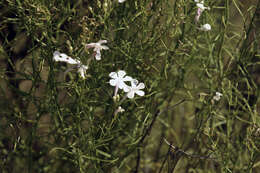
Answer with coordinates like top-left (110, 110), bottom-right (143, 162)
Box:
top-left (0, 0), bottom-right (260, 172)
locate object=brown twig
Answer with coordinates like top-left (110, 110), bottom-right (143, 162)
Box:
top-left (164, 138), bottom-right (217, 160)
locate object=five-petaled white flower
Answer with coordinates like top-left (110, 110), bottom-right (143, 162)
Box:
top-left (213, 92), bottom-right (223, 101)
top-left (119, 0), bottom-right (127, 3)
top-left (109, 70), bottom-right (132, 96)
top-left (200, 23), bottom-right (211, 31)
top-left (86, 40), bottom-right (109, 61)
top-left (126, 79), bottom-right (145, 99)
top-left (53, 51), bottom-right (88, 79)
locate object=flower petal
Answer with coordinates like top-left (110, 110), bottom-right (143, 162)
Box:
top-left (216, 92), bottom-right (223, 97)
top-left (196, 3), bottom-right (205, 10)
top-left (95, 51), bottom-right (101, 60)
top-left (101, 45), bottom-right (109, 50)
top-left (109, 79), bottom-right (117, 86)
top-left (200, 24), bottom-right (211, 31)
top-left (137, 83), bottom-right (145, 89)
top-left (109, 72), bottom-right (118, 78)
top-left (118, 70), bottom-right (126, 78)
top-left (123, 85), bottom-right (130, 92)
top-left (53, 51), bottom-right (65, 62)
top-left (98, 40), bottom-right (107, 44)
top-left (80, 64), bottom-right (88, 71)
top-left (86, 43), bottom-right (96, 49)
top-left (127, 91), bottom-right (135, 99)
top-left (53, 51), bottom-right (60, 57)
top-left (118, 82), bottom-right (129, 91)
top-left (78, 68), bottom-right (85, 78)
top-left (123, 76), bottom-right (133, 81)
top-left (135, 90), bottom-right (145, 96)
top-left (66, 57), bottom-right (81, 64)
top-left (77, 65), bottom-right (88, 79)
top-left (131, 79), bottom-right (139, 86)
top-left (53, 55), bottom-right (61, 62)
top-left (53, 51), bottom-right (80, 64)
top-left (118, 81), bottom-right (126, 89)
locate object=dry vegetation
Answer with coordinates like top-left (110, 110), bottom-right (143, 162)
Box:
top-left (0, 0), bottom-right (260, 172)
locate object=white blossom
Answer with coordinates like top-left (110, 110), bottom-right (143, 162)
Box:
top-left (126, 79), bottom-right (145, 99)
top-left (119, 0), bottom-right (127, 3)
top-left (86, 40), bottom-right (109, 60)
top-left (109, 70), bottom-right (133, 96)
top-left (77, 64), bottom-right (88, 79)
top-left (53, 51), bottom-right (80, 64)
top-left (213, 92), bottom-right (223, 101)
top-left (194, 1), bottom-right (210, 22)
top-left (196, 3), bottom-right (210, 11)
top-left (117, 106), bottom-right (125, 113)
top-left (114, 106), bottom-right (125, 117)
top-left (200, 24), bottom-right (211, 31)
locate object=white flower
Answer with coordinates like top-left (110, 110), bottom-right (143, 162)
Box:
top-left (53, 51), bottom-right (88, 79)
top-left (119, 0), bottom-right (126, 3)
top-left (86, 40), bottom-right (109, 61)
top-left (126, 79), bottom-right (145, 99)
top-left (200, 24), bottom-right (211, 31)
top-left (194, 1), bottom-right (210, 22)
top-left (109, 70), bottom-right (132, 94)
top-left (77, 64), bottom-right (88, 79)
top-left (213, 92), bottom-right (223, 101)
top-left (117, 106), bottom-right (125, 113)
top-left (53, 51), bottom-right (80, 64)
top-left (114, 106), bottom-right (125, 116)
top-left (196, 3), bottom-right (210, 11)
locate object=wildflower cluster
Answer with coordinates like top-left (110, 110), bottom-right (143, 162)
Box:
top-left (109, 70), bottom-right (145, 99)
top-left (108, 70), bottom-right (145, 116)
top-left (53, 40), bottom-right (109, 79)
top-left (51, 0), bottom-right (146, 124)
top-left (53, 40), bottom-right (145, 117)
top-left (53, 41), bottom-right (146, 100)
top-left (194, 0), bottom-right (211, 31)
